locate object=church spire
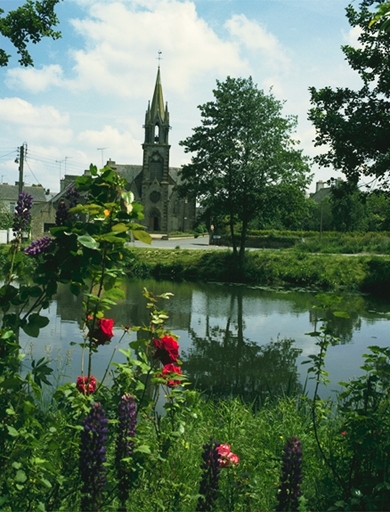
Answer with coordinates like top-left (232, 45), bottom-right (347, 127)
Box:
top-left (144, 60), bottom-right (170, 145)
top-left (150, 66), bottom-right (165, 122)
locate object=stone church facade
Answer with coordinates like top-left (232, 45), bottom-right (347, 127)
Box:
top-left (30, 67), bottom-right (195, 240)
top-left (106, 67), bottom-right (195, 233)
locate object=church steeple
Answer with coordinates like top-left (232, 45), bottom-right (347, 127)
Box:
top-left (144, 66), bottom-right (170, 144)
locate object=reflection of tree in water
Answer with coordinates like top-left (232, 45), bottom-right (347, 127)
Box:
top-left (182, 291), bottom-right (302, 407)
top-left (309, 294), bottom-right (366, 345)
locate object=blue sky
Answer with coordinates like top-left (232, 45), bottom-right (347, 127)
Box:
top-left (0, 0), bottom-right (364, 193)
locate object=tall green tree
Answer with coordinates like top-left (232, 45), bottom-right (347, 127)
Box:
top-left (0, 0), bottom-right (61, 67)
top-left (178, 76), bottom-right (312, 265)
top-left (309, 0), bottom-right (390, 186)
top-left (329, 179), bottom-right (366, 232)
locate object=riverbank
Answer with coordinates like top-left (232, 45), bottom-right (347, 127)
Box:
top-left (124, 247), bottom-right (390, 295)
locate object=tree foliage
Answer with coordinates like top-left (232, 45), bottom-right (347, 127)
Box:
top-left (309, 0), bottom-right (390, 186)
top-left (0, 0), bottom-right (61, 67)
top-left (178, 76), bottom-right (312, 264)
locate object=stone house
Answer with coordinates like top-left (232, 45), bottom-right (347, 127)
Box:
top-left (0, 182), bottom-right (49, 242)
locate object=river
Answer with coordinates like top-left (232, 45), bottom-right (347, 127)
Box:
top-left (22, 278), bottom-right (390, 403)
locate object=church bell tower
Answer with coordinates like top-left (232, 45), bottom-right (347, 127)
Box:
top-left (142, 65), bottom-right (171, 232)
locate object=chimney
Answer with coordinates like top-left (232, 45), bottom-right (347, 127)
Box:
top-left (316, 181), bottom-right (324, 193)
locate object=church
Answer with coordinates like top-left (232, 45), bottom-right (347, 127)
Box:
top-left (30, 67), bottom-right (196, 239)
top-left (105, 66), bottom-right (196, 234)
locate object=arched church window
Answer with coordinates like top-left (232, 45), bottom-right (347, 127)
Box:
top-left (154, 123), bottom-right (160, 142)
top-left (150, 154), bottom-right (163, 182)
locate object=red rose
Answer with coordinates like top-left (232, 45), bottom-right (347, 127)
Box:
top-left (153, 334), bottom-right (179, 364)
top-left (89, 318), bottom-right (114, 345)
top-left (160, 363), bottom-right (182, 387)
top-left (76, 375), bottom-right (97, 394)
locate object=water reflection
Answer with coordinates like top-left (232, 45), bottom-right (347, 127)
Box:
top-left (181, 290), bottom-right (302, 405)
top-left (20, 279), bottom-right (390, 400)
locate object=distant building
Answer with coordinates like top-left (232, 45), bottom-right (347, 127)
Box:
top-left (105, 66), bottom-right (195, 233)
top-left (310, 180), bottom-right (331, 203)
top-left (0, 182), bottom-right (48, 213)
top-left (0, 182), bottom-right (49, 242)
top-left (30, 66), bottom-right (195, 239)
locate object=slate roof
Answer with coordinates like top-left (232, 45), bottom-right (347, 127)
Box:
top-left (310, 187), bottom-right (331, 203)
top-left (0, 184), bottom-right (48, 203)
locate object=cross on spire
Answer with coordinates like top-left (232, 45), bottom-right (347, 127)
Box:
top-left (157, 50), bottom-right (162, 67)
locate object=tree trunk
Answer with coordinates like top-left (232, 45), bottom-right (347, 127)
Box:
top-left (229, 215), bottom-right (238, 256)
top-left (238, 217), bottom-right (248, 268)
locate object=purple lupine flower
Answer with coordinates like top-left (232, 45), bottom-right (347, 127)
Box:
top-left (80, 402), bottom-right (108, 512)
top-left (65, 185), bottom-right (80, 209)
top-left (115, 394), bottom-right (137, 507)
top-left (55, 199), bottom-right (68, 226)
top-left (197, 438), bottom-right (221, 511)
top-left (24, 236), bottom-right (52, 256)
top-left (276, 436), bottom-right (303, 512)
top-left (12, 191), bottom-right (33, 236)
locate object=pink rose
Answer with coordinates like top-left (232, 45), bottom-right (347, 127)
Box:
top-left (216, 444), bottom-right (240, 467)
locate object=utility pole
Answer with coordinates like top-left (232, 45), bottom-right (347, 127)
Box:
top-left (18, 142), bottom-right (27, 194)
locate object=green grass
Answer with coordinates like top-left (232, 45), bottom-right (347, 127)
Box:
top-left (124, 247), bottom-right (389, 295)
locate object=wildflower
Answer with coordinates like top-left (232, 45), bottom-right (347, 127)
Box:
top-left (276, 435), bottom-right (303, 512)
top-left (153, 334), bottom-right (179, 364)
top-left (115, 394), bottom-right (137, 507)
top-left (216, 444), bottom-right (240, 468)
top-left (76, 375), bottom-right (97, 394)
top-left (89, 318), bottom-right (115, 346)
top-left (197, 438), bottom-right (221, 511)
top-left (79, 402), bottom-right (108, 512)
top-left (341, 430), bottom-right (347, 436)
top-left (160, 363), bottom-right (182, 387)
top-left (65, 185), bottom-right (80, 209)
top-left (24, 236), bottom-right (52, 256)
top-left (12, 191), bottom-right (33, 236)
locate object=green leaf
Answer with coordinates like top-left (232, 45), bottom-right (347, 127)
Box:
top-left (15, 470), bottom-right (27, 483)
top-left (333, 310), bottom-right (350, 318)
top-left (111, 223), bottom-right (129, 233)
top-left (132, 229), bottom-right (152, 245)
top-left (22, 322), bottom-right (39, 337)
top-left (40, 478), bottom-right (52, 489)
top-left (77, 235), bottom-right (99, 250)
top-left (134, 445), bottom-right (151, 454)
top-left (29, 314), bottom-right (50, 328)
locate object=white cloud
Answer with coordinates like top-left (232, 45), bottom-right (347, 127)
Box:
top-left (342, 25), bottom-right (363, 49)
top-left (5, 65), bottom-right (63, 93)
top-left (78, 125), bottom-right (141, 163)
top-left (0, 97), bottom-right (72, 144)
top-left (68, 0), bottom-right (246, 97)
top-left (225, 14), bottom-right (291, 71)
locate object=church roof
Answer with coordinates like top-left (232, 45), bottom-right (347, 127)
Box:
top-left (150, 67), bottom-right (166, 122)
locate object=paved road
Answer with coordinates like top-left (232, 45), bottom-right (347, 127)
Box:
top-left (127, 234), bottom-right (230, 251)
